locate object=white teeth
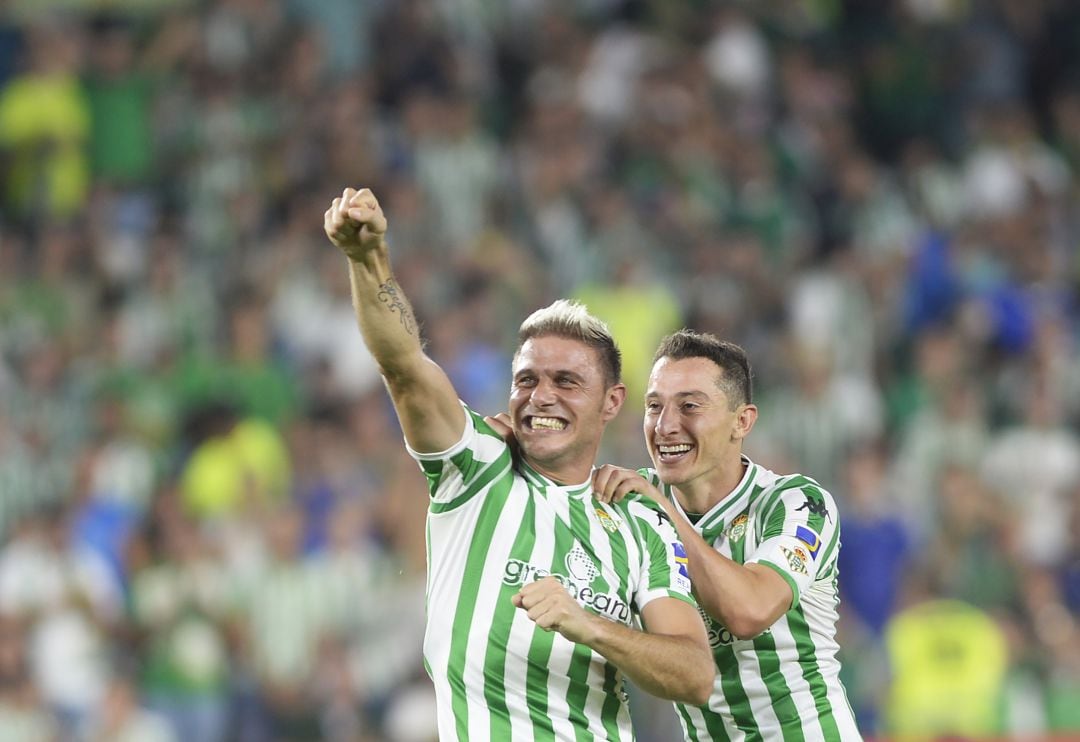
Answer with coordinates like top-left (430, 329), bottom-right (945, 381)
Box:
top-left (531, 417), bottom-right (567, 430)
top-left (658, 444), bottom-right (692, 454)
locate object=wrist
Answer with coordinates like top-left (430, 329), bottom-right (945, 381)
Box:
top-left (577, 610), bottom-right (611, 648)
top-left (348, 239), bottom-right (388, 265)
top-left (347, 243), bottom-right (392, 280)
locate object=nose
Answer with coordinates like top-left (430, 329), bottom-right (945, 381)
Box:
top-left (530, 378), bottom-right (557, 407)
top-left (654, 405), bottom-right (680, 436)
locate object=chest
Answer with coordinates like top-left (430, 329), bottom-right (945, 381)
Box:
top-left (499, 487), bottom-right (641, 623)
top-left (701, 508), bottom-right (758, 565)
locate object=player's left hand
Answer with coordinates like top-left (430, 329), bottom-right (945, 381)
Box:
top-left (513, 576), bottom-right (597, 644)
top-left (483, 412), bottom-right (520, 457)
top-left (483, 412), bottom-right (513, 439)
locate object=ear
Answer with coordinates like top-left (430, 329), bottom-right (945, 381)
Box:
top-left (601, 383), bottom-right (627, 423)
top-left (732, 404), bottom-right (758, 441)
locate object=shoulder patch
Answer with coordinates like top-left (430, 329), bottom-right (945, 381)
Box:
top-left (780, 545), bottom-right (809, 575)
top-left (795, 525), bottom-right (822, 559)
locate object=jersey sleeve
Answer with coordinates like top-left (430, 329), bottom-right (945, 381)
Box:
top-left (622, 495), bottom-right (697, 611)
top-left (404, 403), bottom-right (513, 511)
top-left (746, 479), bottom-right (840, 609)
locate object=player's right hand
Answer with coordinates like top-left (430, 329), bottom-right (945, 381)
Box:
top-left (324, 187), bottom-right (388, 260)
top-left (592, 464), bottom-right (662, 505)
top-left (513, 576), bottom-right (598, 644)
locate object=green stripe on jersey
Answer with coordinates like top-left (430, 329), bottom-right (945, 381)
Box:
top-left (754, 630), bottom-right (803, 739)
top-left (482, 494), bottom-right (537, 740)
top-left (800, 484), bottom-right (830, 535)
top-left (524, 622), bottom-right (557, 740)
top-left (818, 519), bottom-right (842, 568)
top-left (564, 500), bottom-right (599, 737)
top-left (600, 662), bottom-right (623, 740)
top-left (446, 472), bottom-right (515, 739)
top-left (789, 607), bottom-right (841, 739)
top-left (716, 645), bottom-right (756, 732)
top-left (429, 447), bottom-right (512, 514)
top-left (420, 458), bottom-right (444, 496)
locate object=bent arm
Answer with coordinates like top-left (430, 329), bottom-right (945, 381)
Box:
top-left (663, 499), bottom-right (791, 639)
top-left (593, 467), bottom-right (793, 639)
top-left (585, 597), bottom-right (713, 705)
top-left (513, 577), bottom-right (712, 705)
top-left (326, 189), bottom-right (464, 453)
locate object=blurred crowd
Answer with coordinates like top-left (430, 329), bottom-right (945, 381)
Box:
top-left (1, 0), bottom-right (1080, 739)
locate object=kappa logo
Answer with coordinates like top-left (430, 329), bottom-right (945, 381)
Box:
top-left (795, 492), bottom-right (831, 522)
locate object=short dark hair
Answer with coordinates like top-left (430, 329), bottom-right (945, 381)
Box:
top-left (653, 330), bottom-right (752, 408)
top-left (516, 300), bottom-right (622, 387)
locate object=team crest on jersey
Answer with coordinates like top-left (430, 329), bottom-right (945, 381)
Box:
top-left (781, 546), bottom-right (808, 575)
top-left (595, 508), bottom-right (621, 533)
top-left (565, 544), bottom-right (600, 583)
top-left (727, 513), bottom-right (748, 540)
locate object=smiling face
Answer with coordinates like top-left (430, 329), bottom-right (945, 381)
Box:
top-left (510, 335), bottom-right (625, 483)
top-left (644, 356), bottom-right (757, 501)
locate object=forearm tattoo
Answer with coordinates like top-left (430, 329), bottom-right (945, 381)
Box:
top-left (377, 279), bottom-right (416, 335)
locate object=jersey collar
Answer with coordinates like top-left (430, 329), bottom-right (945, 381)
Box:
top-left (518, 459), bottom-right (594, 498)
top-left (671, 455), bottom-right (758, 535)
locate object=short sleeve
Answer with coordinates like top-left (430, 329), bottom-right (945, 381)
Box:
top-left (405, 403), bottom-right (512, 510)
top-left (623, 496), bottom-right (697, 611)
top-left (746, 482), bottom-right (840, 609)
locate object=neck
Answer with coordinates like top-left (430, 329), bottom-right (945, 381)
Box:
top-left (523, 453), bottom-right (595, 487)
top-left (673, 456), bottom-right (747, 515)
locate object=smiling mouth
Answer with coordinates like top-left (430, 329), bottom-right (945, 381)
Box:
top-left (656, 443), bottom-right (693, 462)
top-left (526, 416), bottom-right (568, 431)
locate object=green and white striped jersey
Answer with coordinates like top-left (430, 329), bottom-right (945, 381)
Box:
top-left (642, 458), bottom-right (862, 741)
top-left (407, 405), bottom-right (697, 741)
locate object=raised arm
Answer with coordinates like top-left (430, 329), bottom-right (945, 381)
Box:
top-left (324, 187), bottom-right (465, 452)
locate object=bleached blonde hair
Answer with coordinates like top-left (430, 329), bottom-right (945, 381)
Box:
top-left (516, 299), bottom-right (622, 387)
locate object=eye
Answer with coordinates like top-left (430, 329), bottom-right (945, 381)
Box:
top-left (681, 402), bottom-right (699, 412)
top-left (645, 402), bottom-right (661, 413)
top-left (515, 375), bottom-right (536, 387)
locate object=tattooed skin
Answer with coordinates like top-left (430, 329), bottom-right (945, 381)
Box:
top-left (377, 279), bottom-right (416, 335)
